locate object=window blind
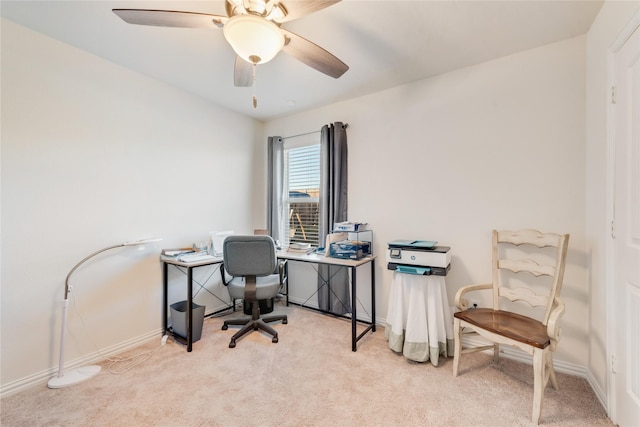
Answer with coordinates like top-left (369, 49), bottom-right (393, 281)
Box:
top-left (285, 144), bottom-right (320, 246)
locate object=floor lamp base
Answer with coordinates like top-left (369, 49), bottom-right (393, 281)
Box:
top-left (47, 365), bottom-right (101, 389)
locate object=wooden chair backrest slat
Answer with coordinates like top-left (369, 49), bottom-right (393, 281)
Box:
top-left (498, 287), bottom-right (549, 307)
top-left (498, 259), bottom-right (556, 277)
top-left (491, 229), bottom-right (570, 325)
top-left (497, 229), bottom-right (564, 248)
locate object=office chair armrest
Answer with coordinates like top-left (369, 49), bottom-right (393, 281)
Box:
top-left (455, 283), bottom-right (492, 310)
top-left (278, 259), bottom-right (288, 284)
top-left (220, 263), bottom-right (233, 286)
top-left (547, 297), bottom-right (565, 347)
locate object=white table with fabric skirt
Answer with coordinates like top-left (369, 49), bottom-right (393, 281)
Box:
top-left (385, 271), bottom-right (454, 365)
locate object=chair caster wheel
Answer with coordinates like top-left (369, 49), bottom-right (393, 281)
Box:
top-left (282, 319), bottom-right (288, 324)
top-left (229, 340), bottom-right (236, 348)
top-left (222, 324), bottom-right (228, 330)
top-left (272, 336), bottom-right (278, 343)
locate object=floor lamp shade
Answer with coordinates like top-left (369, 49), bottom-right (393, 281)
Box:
top-left (48, 238), bottom-right (162, 389)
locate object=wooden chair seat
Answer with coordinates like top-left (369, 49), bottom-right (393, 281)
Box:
top-left (454, 308), bottom-right (550, 349)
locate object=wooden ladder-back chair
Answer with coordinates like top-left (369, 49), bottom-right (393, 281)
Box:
top-left (452, 229), bottom-right (570, 424)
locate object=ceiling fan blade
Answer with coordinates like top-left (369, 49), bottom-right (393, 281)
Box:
top-left (281, 29), bottom-right (348, 79)
top-left (234, 56), bottom-right (254, 87)
top-left (276, 1), bottom-right (341, 23)
top-left (112, 9), bottom-right (227, 29)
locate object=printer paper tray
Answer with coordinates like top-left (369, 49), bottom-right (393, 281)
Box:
top-left (387, 262), bottom-right (450, 276)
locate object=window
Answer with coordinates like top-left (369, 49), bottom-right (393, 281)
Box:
top-left (284, 143), bottom-right (320, 246)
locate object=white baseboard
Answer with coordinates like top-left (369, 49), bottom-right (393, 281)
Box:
top-left (0, 329), bottom-right (163, 398)
top-left (461, 335), bottom-right (608, 411)
top-left (584, 367), bottom-right (608, 412)
top-left (2, 302), bottom-right (235, 398)
top-left (3, 314), bottom-right (609, 413)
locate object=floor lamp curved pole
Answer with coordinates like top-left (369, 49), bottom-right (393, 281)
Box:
top-left (48, 237), bottom-right (162, 389)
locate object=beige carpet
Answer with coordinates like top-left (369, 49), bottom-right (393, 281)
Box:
top-left (1, 305), bottom-right (612, 426)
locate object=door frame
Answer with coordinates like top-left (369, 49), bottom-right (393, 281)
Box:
top-left (606, 9), bottom-right (640, 423)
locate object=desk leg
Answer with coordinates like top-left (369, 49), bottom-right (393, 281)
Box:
top-left (371, 258), bottom-right (376, 332)
top-left (351, 265), bottom-right (357, 352)
top-left (187, 267), bottom-right (193, 352)
top-left (163, 262), bottom-right (168, 334)
top-left (285, 260), bottom-right (289, 306)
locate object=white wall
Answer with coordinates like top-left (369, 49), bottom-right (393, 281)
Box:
top-left (5, 0), bottom-right (637, 404)
top-left (585, 0), bottom-right (640, 405)
top-left (0, 19), bottom-right (261, 393)
top-left (261, 36), bottom-right (589, 367)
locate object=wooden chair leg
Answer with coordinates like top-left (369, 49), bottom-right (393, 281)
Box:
top-left (453, 317), bottom-right (462, 377)
top-left (532, 349), bottom-right (545, 424)
top-left (547, 351), bottom-right (559, 390)
top-left (493, 343), bottom-right (500, 363)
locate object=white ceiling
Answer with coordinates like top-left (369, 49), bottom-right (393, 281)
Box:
top-left (1, 0), bottom-right (603, 121)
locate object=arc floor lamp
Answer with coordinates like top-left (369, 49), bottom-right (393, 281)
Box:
top-left (48, 237), bottom-right (162, 389)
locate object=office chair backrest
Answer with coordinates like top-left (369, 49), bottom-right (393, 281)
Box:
top-left (223, 235), bottom-right (278, 277)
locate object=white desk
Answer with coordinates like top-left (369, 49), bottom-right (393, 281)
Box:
top-left (161, 252), bottom-right (376, 352)
top-left (385, 272), bottom-right (454, 365)
top-left (277, 251), bottom-right (376, 351)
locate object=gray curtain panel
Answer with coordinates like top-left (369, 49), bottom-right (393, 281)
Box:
top-left (317, 122), bottom-right (350, 315)
top-left (267, 136), bottom-right (285, 245)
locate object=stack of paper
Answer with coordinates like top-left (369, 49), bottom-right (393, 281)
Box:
top-left (179, 252), bottom-right (215, 262)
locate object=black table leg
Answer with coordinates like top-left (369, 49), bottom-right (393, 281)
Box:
top-left (351, 265), bottom-right (357, 352)
top-left (187, 267), bottom-right (193, 352)
top-left (371, 258), bottom-right (376, 332)
top-left (163, 262), bottom-right (168, 334)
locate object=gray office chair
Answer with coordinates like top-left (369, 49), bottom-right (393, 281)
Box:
top-left (220, 235), bottom-right (287, 348)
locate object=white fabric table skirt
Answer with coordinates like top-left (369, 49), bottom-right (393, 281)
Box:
top-left (385, 272), bottom-right (454, 365)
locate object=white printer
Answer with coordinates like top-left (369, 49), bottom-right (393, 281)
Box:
top-left (386, 240), bottom-right (451, 276)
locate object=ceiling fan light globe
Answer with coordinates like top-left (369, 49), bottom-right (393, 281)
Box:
top-left (223, 14), bottom-right (284, 64)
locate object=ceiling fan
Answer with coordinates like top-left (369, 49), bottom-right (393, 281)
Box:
top-left (113, 0), bottom-right (349, 107)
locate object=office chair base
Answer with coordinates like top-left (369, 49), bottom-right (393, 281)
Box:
top-left (223, 314), bottom-right (287, 348)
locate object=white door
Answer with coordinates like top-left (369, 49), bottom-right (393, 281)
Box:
top-left (613, 24), bottom-right (640, 427)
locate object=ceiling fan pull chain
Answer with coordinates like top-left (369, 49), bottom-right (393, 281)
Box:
top-left (252, 60), bottom-right (258, 108)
